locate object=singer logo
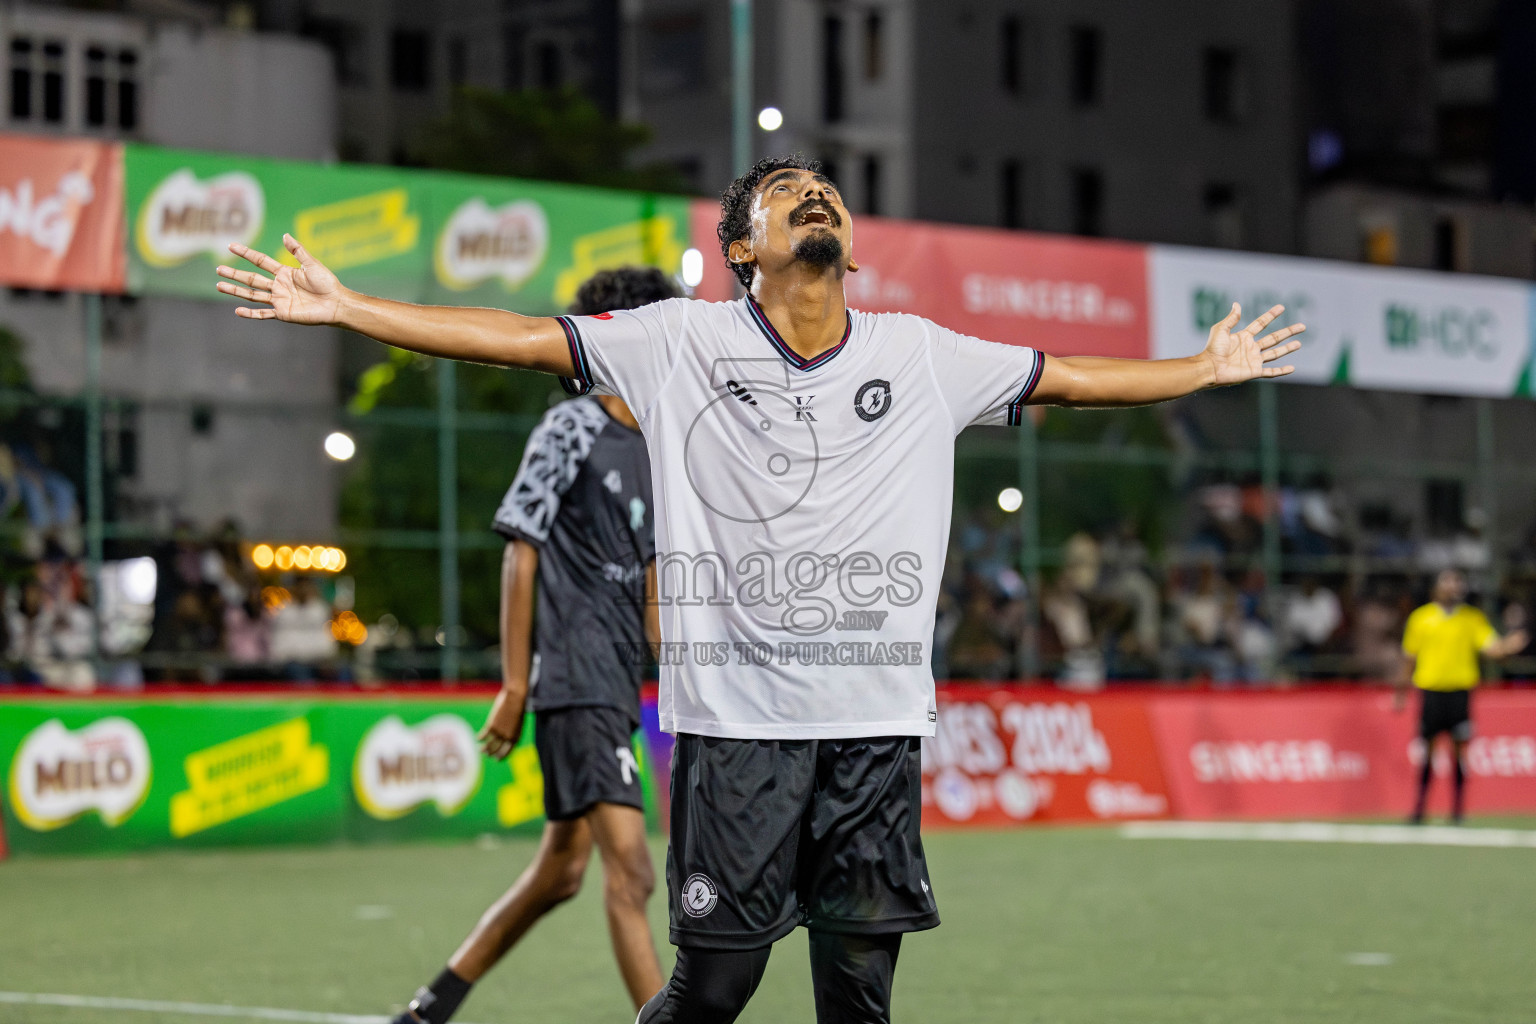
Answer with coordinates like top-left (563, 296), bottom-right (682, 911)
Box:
top-left (7, 718), bottom-right (152, 832)
top-left (0, 171), bottom-right (96, 256)
top-left (353, 714), bottom-right (482, 820)
top-left (434, 197), bottom-right (549, 291)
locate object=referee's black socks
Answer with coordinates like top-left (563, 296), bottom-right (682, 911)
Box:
top-left (396, 967), bottom-right (472, 1024)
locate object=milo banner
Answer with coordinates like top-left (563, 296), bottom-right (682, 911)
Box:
top-left (0, 693), bottom-right (663, 857)
top-left (124, 144), bottom-right (689, 312)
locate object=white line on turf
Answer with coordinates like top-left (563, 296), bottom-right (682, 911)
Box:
top-left (1120, 821), bottom-right (1536, 848)
top-left (0, 991), bottom-right (491, 1024)
top-left (1344, 952), bottom-right (1395, 966)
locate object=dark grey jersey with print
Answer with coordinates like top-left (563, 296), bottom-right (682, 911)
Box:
top-left (492, 397), bottom-right (655, 722)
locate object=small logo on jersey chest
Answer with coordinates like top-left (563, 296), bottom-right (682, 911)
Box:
top-left (794, 395), bottom-right (817, 421)
top-left (681, 873), bottom-right (719, 917)
top-left (603, 469), bottom-right (623, 494)
top-left (855, 379), bottom-right (892, 421)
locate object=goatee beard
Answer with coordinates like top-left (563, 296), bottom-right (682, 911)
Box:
top-left (792, 230), bottom-right (844, 273)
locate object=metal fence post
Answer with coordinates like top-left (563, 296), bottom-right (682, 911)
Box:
top-left (84, 294), bottom-right (105, 670)
top-left (731, 0), bottom-right (754, 176)
top-left (438, 359), bottom-right (461, 681)
top-left (1019, 416), bottom-right (1042, 680)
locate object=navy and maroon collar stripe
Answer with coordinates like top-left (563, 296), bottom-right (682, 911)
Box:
top-left (1006, 353), bottom-right (1046, 426)
top-left (743, 294), bottom-right (853, 371)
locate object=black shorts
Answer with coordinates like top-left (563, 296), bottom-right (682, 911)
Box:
top-left (1419, 689), bottom-right (1474, 742)
top-left (534, 706), bottom-right (645, 821)
top-left (664, 733), bottom-right (940, 951)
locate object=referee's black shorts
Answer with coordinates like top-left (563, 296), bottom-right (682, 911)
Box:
top-left (664, 733), bottom-right (940, 951)
top-left (1418, 688), bottom-right (1474, 742)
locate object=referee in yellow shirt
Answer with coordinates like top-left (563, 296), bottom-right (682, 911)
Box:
top-left (1395, 569), bottom-right (1527, 824)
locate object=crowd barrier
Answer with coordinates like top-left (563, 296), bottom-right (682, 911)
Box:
top-left (3, 684), bottom-right (1535, 857)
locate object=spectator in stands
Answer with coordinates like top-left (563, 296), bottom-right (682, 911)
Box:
top-left (1353, 578), bottom-right (1410, 681)
top-left (1171, 564), bottom-right (1236, 683)
top-left (1284, 576), bottom-right (1343, 675)
top-left (1231, 569), bottom-right (1278, 683)
top-left (269, 577), bottom-right (337, 680)
top-left (7, 575), bottom-right (94, 690)
top-left (224, 586), bottom-right (272, 675)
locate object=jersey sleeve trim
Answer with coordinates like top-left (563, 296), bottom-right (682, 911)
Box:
top-left (1005, 352), bottom-right (1045, 426)
top-left (555, 315), bottom-right (594, 389)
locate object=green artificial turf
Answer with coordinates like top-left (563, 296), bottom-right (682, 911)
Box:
top-left (3, 824), bottom-right (1534, 1023)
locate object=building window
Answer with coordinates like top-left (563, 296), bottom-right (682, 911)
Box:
top-left (10, 37), bottom-right (33, 120)
top-left (1071, 167), bottom-right (1103, 236)
top-left (1069, 25), bottom-right (1101, 107)
top-left (640, 15), bottom-right (705, 96)
top-left (863, 11), bottom-right (884, 81)
top-left (305, 19), bottom-right (368, 87)
top-left (1000, 15), bottom-right (1023, 95)
top-left (1202, 46), bottom-right (1245, 123)
top-left (1433, 216), bottom-right (1460, 271)
top-left (535, 40), bottom-right (562, 90)
top-left (1000, 159), bottom-right (1024, 228)
top-left (1203, 183), bottom-right (1242, 248)
top-left (42, 39), bottom-right (65, 123)
top-left (390, 30), bottom-right (431, 91)
top-left (821, 156), bottom-right (841, 192)
top-left (84, 46), bottom-right (139, 130)
top-left (447, 37), bottom-right (467, 86)
top-left (502, 26), bottom-right (525, 91)
top-left (863, 154), bottom-right (882, 215)
top-left (823, 15), bottom-right (844, 123)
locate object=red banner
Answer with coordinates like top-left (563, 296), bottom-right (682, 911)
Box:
top-left (922, 685), bottom-right (1171, 827)
top-left (0, 134), bottom-right (125, 292)
top-left (691, 200), bottom-right (1149, 358)
top-left (1147, 690), bottom-right (1536, 820)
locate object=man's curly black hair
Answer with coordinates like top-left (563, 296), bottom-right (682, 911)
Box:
top-left (569, 265), bottom-right (681, 315)
top-left (716, 153), bottom-right (825, 288)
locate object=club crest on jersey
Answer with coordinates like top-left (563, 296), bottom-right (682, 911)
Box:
top-left (681, 873), bottom-right (719, 917)
top-left (855, 379), bottom-right (892, 422)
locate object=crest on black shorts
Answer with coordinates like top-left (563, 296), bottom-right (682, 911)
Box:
top-left (854, 379), bottom-right (892, 422)
top-left (681, 873), bottom-right (719, 917)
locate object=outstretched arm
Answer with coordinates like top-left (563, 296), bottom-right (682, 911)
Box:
top-left (216, 235), bottom-right (576, 375)
top-left (1483, 629), bottom-right (1530, 661)
top-left (1029, 303), bottom-right (1305, 407)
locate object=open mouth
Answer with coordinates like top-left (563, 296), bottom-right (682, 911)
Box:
top-left (790, 201), bottom-right (840, 229)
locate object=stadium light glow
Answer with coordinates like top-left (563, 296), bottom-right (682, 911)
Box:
top-left (324, 431), bottom-right (357, 461)
top-left (681, 248), bottom-right (704, 287)
top-left (254, 543), bottom-right (347, 573)
top-left (757, 106), bottom-right (783, 131)
top-left (274, 545), bottom-right (295, 571)
top-left (997, 487), bottom-right (1024, 513)
top-left (251, 543), bottom-right (275, 570)
top-left (119, 556), bottom-right (158, 605)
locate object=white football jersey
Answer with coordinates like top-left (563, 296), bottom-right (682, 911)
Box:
top-left (556, 295), bottom-right (1042, 739)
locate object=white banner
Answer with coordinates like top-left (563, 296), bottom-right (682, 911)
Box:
top-left (1150, 246), bottom-right (1535, 397)
top-left (1150, 246), bottom-right (1349, 385)
top-left (1341, 265), bottom-right (1531, 397)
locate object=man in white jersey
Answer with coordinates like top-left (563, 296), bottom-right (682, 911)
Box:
top-left (216, 154), bottom-right (1304, 1023)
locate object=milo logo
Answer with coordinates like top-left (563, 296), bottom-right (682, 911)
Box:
top-left (353, 714), bottom-right (481, 820)
top-left (434, 197), bottom-right (548, 292)
top-left (7, 718), bottom-right (152, 831)
top-left (136, 168), bottom-right (264, 267)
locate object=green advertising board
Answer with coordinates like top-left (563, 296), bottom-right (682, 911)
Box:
top-left (0, 696), bottom-right (660, 857)
top-left (124, 144), bottom-right (690, 313)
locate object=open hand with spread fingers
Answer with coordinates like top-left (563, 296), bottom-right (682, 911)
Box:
top-left (1203, 302), bottom-right (1306, 386)
top-left (216, 233), bottom-right (346, 325)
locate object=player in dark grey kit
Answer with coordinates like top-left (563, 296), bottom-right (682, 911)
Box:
top-left (390, 269), bottom-right (676, 1024)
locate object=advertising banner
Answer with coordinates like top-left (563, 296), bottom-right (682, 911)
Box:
top-left (1339, 264), bottom-right (1532, 398)
top-left (1148, 245), bottom-right (1349, 385)
top-left (690, 200), bottom-right (1150, 358)
top-left (921, 685), bottom-right (1170, 827)
top-left (424, 173), bottom-right (689, 313)
top-left (0, 134), bottom-right (125, 292)
top-left (124, 145), bottom-right (690, 313)
top-left (0, 695), bottom-right (661, 857)
top-left (126, 145), bottom-right (432, 301)
top-left (1150, 245), bottom-right (1536, 397)
top-left (1147, 690), bottom-right (1536, 820)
